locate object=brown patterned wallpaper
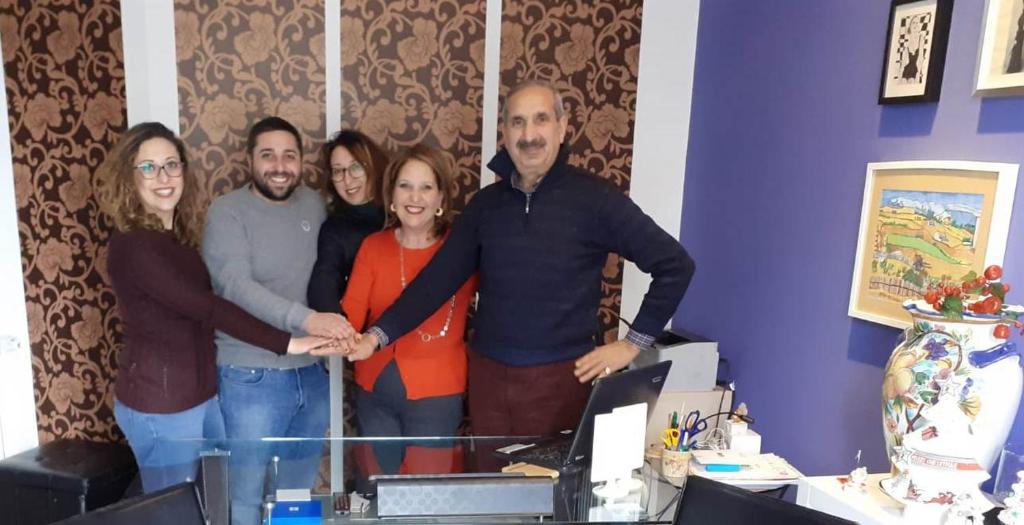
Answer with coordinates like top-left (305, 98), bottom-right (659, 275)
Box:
top-left (500, 0), bottom-right (644, 343)
top-left (175, 0), bottom-right (326, 208)
top-left (340, 0), bottom-right (485, 212)
top-left (2, 0), bottom-right (127, 443)
top-left (5, 0), bottom-right (643, 447)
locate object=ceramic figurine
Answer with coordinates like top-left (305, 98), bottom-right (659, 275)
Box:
top-left (731, 402), bottom-right (749, 422)
top-left (944, 493), bottom-right (985, 524)
top-left (842, 466), bottom-right (868, 493)
top-left (999, 471), bottom-right (1024, 525)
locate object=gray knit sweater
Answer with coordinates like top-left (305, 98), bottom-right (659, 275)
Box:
top-left (202, 185), bottom-right (326, 369)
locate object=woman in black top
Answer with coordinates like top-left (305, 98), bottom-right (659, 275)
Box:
top-left (308, 130), bottom-right (389, 312)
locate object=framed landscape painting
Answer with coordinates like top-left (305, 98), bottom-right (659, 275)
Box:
top-left (849, 161), bottom-right (1019, 328)
top-left (976, 0), bottom-right (1024, 94)
top-left (879, 0), bottom-right (954, 104)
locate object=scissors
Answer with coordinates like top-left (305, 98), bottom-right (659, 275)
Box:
top-left (661, 428), bottom-right (680, 449)
top-left (681, 410), bottom-right (708, 445)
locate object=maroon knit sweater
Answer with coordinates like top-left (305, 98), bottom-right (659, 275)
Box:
top-left (108, 229), bottom-right (290, 413)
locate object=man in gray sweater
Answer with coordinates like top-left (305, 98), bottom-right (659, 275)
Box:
top-left (202, 117), bottom-right (351, 525)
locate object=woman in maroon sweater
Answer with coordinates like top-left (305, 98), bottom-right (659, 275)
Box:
top-left (94, 122), bottom-right (329, 493)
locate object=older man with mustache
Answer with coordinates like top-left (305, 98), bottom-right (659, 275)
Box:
top-left (331, 80), bottom-right (695, 453)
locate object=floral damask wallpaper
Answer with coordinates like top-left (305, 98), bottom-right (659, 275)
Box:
top-left (4, 0), bottom-right (644, 446)
top-left (2, 0), bottom-right (127, 443)
top-left (340, 0), bottom-right (485, 211)
top-left (175, 0), bottom-right (327, 207)
top-left (500, 0), bottom-right (643, 343)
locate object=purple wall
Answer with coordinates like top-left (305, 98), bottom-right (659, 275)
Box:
top-left (676, 0), bottom-right (1024, 476)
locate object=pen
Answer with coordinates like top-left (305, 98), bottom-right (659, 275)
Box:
top-left (705, 464), bottom-right (742, 472)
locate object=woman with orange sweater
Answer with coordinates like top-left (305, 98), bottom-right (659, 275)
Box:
top-left (341, 144), bottom-right (476, 476)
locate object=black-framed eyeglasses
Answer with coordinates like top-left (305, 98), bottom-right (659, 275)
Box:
top-left (134, 160), bottom-right (184, 179)
top-left (330, 162), bottom-right (366, 181)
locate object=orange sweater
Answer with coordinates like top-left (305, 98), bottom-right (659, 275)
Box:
top-left (342, 229), bottom-right (476, 400)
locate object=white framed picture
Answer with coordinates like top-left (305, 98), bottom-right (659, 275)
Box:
top-left (976, 0), bottom-right (1024, 94)
top-left (849, 161), bottom-right (1019, 328)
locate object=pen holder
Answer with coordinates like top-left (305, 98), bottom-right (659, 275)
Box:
top-left (660, 448), bottom-right (691, 484)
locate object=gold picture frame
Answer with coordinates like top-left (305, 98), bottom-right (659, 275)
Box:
top-left (849, 161), bottom-right (1019, 328)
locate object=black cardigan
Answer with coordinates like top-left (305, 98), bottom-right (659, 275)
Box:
top-left (307, 201), bottom-right (385, 313)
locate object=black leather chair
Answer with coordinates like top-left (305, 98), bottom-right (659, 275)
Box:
top-left (0, 439), bottom-right (137, 525)
top-left (54, 481), bottom-right (206, 525)
top-left (674, 475), bottom-right (856, 525)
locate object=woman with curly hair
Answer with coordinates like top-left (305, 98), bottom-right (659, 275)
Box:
top-left (94, 122), bottom-right (330, 493)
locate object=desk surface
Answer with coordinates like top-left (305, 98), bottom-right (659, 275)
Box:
top-left (796, 473), bottom-right (1005, 525)
top-left (188, 437), bottom-right (676, 524)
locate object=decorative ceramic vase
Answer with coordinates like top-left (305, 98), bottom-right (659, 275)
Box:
top-left (882, 300), bottom-right (1023, 472)
top-left (880, 300), bottom-right (1022, 519)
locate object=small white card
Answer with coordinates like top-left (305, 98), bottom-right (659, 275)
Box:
top-left (495, 443), bottom-right (535, 454)
top-left (275, 488), bottom-right (311, 502)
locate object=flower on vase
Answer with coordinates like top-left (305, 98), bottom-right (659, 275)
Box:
top-left (923, 338), bottom-right (949, 360)
top-left (884, 352), bottom-right (917, 401)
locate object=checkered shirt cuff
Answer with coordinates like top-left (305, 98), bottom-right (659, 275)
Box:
top-left (625, 328), bottom-right (656, 352)
top-left (366, 326), bottom-right (389, 350)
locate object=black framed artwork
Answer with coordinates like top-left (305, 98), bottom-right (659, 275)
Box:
top-left (878, 0), bottom-right (954, 104)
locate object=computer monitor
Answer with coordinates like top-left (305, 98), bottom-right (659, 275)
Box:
top-left (674, 475), bottom-right (856, 525)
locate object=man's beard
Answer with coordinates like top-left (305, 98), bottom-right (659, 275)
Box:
top-left (251, 171), bottom-right (299, 201)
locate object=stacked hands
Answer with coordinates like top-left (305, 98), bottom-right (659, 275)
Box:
top-left (284, 312), bottom-right (377, 361)
top-left (288, 311), bottom-right (642, 383)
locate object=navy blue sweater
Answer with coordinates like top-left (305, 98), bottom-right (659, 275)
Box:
top-left (372, 145), bottom-right (695, 366)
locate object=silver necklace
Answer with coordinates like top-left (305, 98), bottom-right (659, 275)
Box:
top-left (398, 238), bottom-right (456, 342)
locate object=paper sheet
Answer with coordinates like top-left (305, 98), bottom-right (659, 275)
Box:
top-left (689, 453), bottom-right (802, 481)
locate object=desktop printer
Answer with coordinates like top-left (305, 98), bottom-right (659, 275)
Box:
top-left (630, 329), bottom-right (718, 391)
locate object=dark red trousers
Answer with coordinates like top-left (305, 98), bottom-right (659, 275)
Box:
top-left (467, 351), bottom-right (591, 471)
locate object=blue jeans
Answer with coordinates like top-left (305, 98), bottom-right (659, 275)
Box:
top-left (114, 397), bottom-right (225, 493)
top-left (218, 363), bottom-right (330, 525)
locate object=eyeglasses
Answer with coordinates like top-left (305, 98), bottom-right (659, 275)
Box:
top-left (134, 160), bottom-right (184, 179)
top-left (330, 162), bottom-right (366, 181)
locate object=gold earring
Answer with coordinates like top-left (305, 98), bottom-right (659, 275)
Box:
top-left (390, 203), bottom-right (397, 212)
top-left (435, 207), bottom-right (444, 217)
